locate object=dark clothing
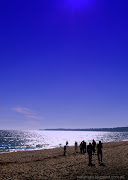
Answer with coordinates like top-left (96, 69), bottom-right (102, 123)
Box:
top-left (97, 143), bottom-right (102, 151)
top-left (98, 150), bottom-right (102, 162)
top-left (64, 145), bottom-right (66, 156)
top-left (75, 142), bottom-right (78, 153)
top-left (97, 143), bottom-right (103, 162)
top-left (87, 144), bottom-right (93, 154)
top-left (83, 141), bottom-right (86, 153)
top-left (92, 140), bottom-right (96, 154)
top-left (80, 142), bottom-right (83, 154)
top-left (87, 144), bottom-right (93, 165)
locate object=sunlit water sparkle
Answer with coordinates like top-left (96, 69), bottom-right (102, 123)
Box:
top-left (0, 130), bottom-right (128, 153)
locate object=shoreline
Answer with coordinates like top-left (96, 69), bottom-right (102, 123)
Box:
top-left (0, 141), bottom-right (128, 179)
top-left (0, 140), bottom-right (128, 154)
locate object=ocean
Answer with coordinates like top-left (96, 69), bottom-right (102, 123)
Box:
top-left (0, 130), bottom-right (128, 153)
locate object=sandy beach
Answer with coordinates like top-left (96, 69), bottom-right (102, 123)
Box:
top-left (0, 141), bottom-right (128, 180)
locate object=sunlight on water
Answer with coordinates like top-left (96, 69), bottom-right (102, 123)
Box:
top-left (0, 130), bottom-right (128, 153)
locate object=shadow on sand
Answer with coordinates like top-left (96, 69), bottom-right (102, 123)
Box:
top-left (99, 162), bottom-right (105, 166)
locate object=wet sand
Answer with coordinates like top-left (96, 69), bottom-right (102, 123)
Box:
top-left (0, 141), bottom-right (128, 180)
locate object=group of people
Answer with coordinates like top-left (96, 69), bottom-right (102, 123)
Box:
top-left (79, 140), bottom-right (86, 154)
top-left (64, 139), bottom-right (103, 166)
top-left (87, 140), bottom-right (103, 166)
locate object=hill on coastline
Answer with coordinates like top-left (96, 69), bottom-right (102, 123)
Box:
top-left (39, 127), bottom-right (128, 132)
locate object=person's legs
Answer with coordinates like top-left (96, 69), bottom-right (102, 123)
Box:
top-left (88, 153), bottom-right (90, 165)
top-left (90, 153), bottom-right (92, 164)
top-left (75, 147), bottom-right (76, 153)
top-left (88, 153), bottom-right (92, 165)
top-left (92, 147), bottom-right (94, 155)
top-left (98, 152), bottom-right (100, 163)
top-left (101, 151), bottom-right (102, 162)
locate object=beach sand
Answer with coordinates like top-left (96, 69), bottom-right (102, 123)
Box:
top-left (0, 141), bottom-right (128, 180)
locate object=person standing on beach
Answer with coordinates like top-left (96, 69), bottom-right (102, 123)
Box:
top-left (83, 140), bottom-right (86, 154)
top-left (87, 143), bottom-right (93, 166)
top-left (75, 141), bottom-right (78, 153)
top-left (80, 141), bottom-right (83, 154)
top-left (64, 145), bottom-right (66, 156)
top-left (64, 141), bottom-right (68, 156)
top-left (97, 141), bottom-right (103, 163)
top-left (92, 139), bottom-right (96, 155)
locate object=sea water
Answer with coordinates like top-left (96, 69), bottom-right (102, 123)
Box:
top-left (0, 130), bottom-right (128, 153)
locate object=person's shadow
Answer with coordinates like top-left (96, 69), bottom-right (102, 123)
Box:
top-left (88, 163), bottom-right (95, 167)
top-left (99, 162), bottom-right (105, 166)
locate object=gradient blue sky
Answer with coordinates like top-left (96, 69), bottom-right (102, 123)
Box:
top-left (0, 0), bottom-right (128, 130)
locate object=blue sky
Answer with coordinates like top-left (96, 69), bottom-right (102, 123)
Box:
top-left (0, 0), bottom-right (128, 130)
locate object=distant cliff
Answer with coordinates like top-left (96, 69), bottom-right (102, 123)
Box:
top-left (39, 127), bottom-right (128, 132)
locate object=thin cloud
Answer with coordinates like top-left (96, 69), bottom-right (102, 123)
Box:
top-left (12, 106), bottom-right (41, 119)
top-left (12, 107), bottom-right (32, 115)
top-left (25, 115), bottom-right (41, 119)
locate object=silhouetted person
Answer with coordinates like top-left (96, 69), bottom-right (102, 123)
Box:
top-left (97, 141), bottom-right (103, 163)
top-left (64, 141), bottom-right (68, 156)
top-left (92, 139), bottom-right (96, 155)
top-left (75, 141), bottom-right (78, 153)
top-left (64, 145), bottom-right (66, 156)
top-left (82, 140), bottom-right (86, 154)
top-left (87, 143), bottom-right (93, 166)
top-left (80, 142), bottom-right (83, 154)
